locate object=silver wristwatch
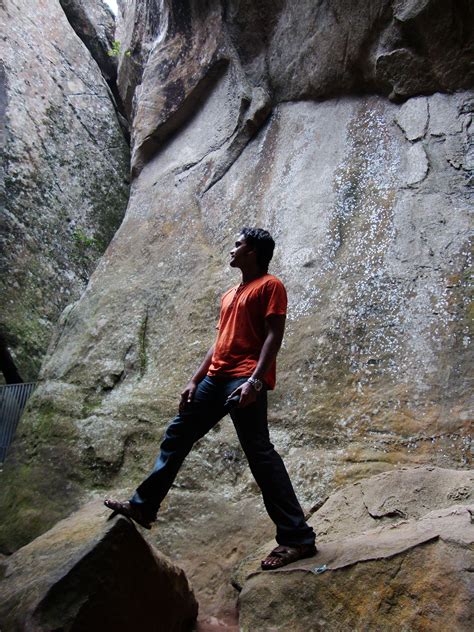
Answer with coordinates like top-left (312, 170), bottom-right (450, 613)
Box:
top-left (247, 377), bottom-right (263, 391)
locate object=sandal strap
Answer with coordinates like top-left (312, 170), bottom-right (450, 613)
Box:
top-left (270, 546), bottom-right (294, 559)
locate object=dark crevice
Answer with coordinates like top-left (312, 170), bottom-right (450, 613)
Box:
top-left (368, 509), bottom-right (409, 520)
top-left (0, 334), bottom-right (23, 384)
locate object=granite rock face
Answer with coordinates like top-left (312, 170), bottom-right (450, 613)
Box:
top-left (0, 0), bottom-right (473, 626)
top-left (58, 0), bottom-right (117, 86)
top-left (114, 0), bottom-right (474, 176)
top-left (0, 0), bottom-right (129, 381)
top-left (58, 0), bottom-right (128, 128)
top-left (0, 501), bottom-right (198, 631)
top-left (235, 467), bottom-right (474, 631)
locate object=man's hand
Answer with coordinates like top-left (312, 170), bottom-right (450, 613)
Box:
top-left (228, 381), bottom-right (258, 408)
top-left (179, 379), bottom-right (197, 413)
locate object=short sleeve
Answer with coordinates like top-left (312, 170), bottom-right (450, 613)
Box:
top-left (262, 278), bottom-right (287, 318)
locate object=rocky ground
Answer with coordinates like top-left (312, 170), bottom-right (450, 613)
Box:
top-left (234, 467), bottom-right (473, 631)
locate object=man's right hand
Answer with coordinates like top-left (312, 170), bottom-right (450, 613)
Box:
top-left (179, 379), bottom-right (197, 413)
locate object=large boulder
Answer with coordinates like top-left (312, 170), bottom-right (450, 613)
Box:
top-left (235, 467), bottom-right (474, 631)
top-left (0, 500), bottom-right (198, 631)
top-left (2, 86), bottom-right (470, 625)
top-left (3, 88), bottom-right (470, 545)
top-left (0, 0), bottom-right (129, 381)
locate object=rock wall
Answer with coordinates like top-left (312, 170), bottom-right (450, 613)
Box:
top-left (0, 0), bottom-right (472, 624)
top-left (0, 0), bottom-right (129, 382)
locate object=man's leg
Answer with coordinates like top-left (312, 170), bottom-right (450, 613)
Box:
top-left (129, 376), bottom-right (228, 519)
top-left (230, 389), bottom-right (315, 547)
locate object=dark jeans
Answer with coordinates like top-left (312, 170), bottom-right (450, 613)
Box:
top-left (130, 376), bottom-right (315, 546)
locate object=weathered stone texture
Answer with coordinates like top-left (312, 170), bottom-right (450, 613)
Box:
top-left (0, 501), bottom-right (198, 631)
top-left (58, 0), bottom-right (117, 85)
top-left (113, 0), bottom-right (473, 176)
top-left (115, 0), bottom-right (171, 117)
top-left (0, 0), bottom-right (129, 381)
top-left (0, 0), bottom-right (473, 626)
top-left (235, 467), bottom-right (474, 631)
top-left (58, 0), bottom-right (129, 131)
top-left (1, 89), bottom-right (471, 612)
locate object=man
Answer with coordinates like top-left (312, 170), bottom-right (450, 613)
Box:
top-left (105, 227), bottom-right (316, 570)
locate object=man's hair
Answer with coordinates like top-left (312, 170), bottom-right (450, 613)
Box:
top-left (241, 227), bottom-right (275, 272)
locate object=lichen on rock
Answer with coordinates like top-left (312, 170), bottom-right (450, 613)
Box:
top-left (0, 0), bottom-right (130, 381)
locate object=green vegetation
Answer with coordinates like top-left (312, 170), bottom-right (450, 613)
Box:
top-left (107, 40), bottom-right (131, 58)
top-left (72, 228), bottom-right (97, 250)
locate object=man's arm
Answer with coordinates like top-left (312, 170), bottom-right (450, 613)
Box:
top-left (229, 314), bottom-right (286, 408)
top-left (179, 344), bottom-right (215, 412)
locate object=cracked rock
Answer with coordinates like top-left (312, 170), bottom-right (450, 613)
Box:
top-left (400, 141), bottom-right (429, 185)
top-left (395, 96), bottom-right (428, 141)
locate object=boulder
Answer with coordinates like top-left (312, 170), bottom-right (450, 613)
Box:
top-left (1, 88), bottom-right (471, 624)
top-left (235, 467), bottom-right (474, 631)
top-left (0, 500), bottom-right (198, 632)
top-left (0, 0), bottom-right (129, 381)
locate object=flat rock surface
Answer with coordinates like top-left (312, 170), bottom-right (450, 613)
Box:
top-left (235, 466), bottom-right (474, 631)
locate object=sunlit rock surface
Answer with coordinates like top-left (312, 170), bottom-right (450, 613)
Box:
top-left (0, 0), bottom-right (472, 625)
top-left (235, 467), bottom-right (474, 631)
top-left (0, 0), bottom-right (129, 380)
top-left (0, 500), bottom-right (198, 632)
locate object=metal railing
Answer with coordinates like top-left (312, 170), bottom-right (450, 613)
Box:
top-left (0, 383), bottom-right (36, 463)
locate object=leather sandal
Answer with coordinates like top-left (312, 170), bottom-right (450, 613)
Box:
top-left (261, 543), bottom-right (317, 570)
top-left (104, 498), bottom-right (154, 530)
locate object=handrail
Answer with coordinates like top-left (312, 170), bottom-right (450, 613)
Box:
top-left (0, 383), bottom-right (37, 463)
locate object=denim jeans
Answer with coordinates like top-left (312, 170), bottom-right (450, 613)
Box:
top-left (131, 376), bottom-right (315, 546)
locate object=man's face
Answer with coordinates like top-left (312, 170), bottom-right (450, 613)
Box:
top-left (230, 234), bottom-right (254, 269)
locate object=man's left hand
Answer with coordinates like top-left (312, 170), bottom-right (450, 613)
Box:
top-left (228, 381), bottom-right (258, 408)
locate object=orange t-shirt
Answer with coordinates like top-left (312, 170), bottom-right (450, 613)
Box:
top-left (207, 274), bottom-right (287, 389)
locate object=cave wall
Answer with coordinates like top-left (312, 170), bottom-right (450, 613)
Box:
top-left (0, 0), bottom-right (130, 382)
top-left (0, 0), bottom-right (472, 618)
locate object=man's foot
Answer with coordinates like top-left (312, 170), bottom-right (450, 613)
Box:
top-left (104, 499), bottom-right (154, 530)
top-left (261, 543), bottom-right (317, 570)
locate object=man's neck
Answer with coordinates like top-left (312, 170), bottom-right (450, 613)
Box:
top-left (240, 267), bottom-right (266, 284)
